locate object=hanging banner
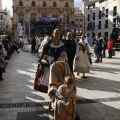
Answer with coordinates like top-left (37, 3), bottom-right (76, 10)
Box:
top-left (37, 17), bottom-right (57, 21)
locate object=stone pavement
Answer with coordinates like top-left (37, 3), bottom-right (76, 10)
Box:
top-left (0, 50), bottom-right (120, 120)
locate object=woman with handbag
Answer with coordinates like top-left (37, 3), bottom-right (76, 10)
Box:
top-left (0, 50), bottom-right (6, 81)
top-left (107, 35), bottom-right (114, 58)
top-left (34, 29), bottom-right (68, 93)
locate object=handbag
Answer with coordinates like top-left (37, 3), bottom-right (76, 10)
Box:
top-left (112, 49), bottom-right (115, 56)
top-left (34, 60), bottom-right (49, 93)
top-left (34, 76), bottom-right (48, 93)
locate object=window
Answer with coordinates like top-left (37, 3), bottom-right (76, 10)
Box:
top-left (90, 22), bottom-right (92, 29)
top-left (53, 2), bottom-right (57, 7)
top-left (93, 22), bottom-right (95, 29)
top-left (88, 14), bottom-right (90, 21)
top-left (80, 19), bottom-right (82, 22)
top-left (92, 32), bottom-right (95, 38)
top-left (98, 32), bottom-right (101, 37)
top-left (32, 1), bottom-right (35, 6)
top-left (93, 13), bottom-right (95, 20)
top-left (99, 0), bottom-right (106, 3)
top-left (19, 0), bottom-right (23, 6)
top-left (87, 23), bottom-right (90, 30)
top-left (99, 11), bottom-right (101, 19)
top-left (98, 21), bottom-right (101, 29)
top-left (43, 1), bottom-right (46, 7)
top-left (105, 32), bottom-right (108, 37)
top-left (106, 9), bottom-right (108, 18)
top-left (0, 15), bottom-right (3, 19)
top-left (113, 18), bottom-right (116, 27)
top-left (76, 25), bottom-right (78, 28)
top-left (65, 2), bottom-right (69, 7)
top-left (76, 19), bottom-right (78, 22)
top-left (80, 25), bottom-right (82, 27)
top-left (105, 20), bottom-right (108, 28)
top-left (113, 6), bottom-right (117, 16)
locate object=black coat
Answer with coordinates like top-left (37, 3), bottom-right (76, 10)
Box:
top-left (31, 38), bottom-right (36, 46)
top-left (102, 40), bottom-right (107, 49)
top-left (64, 39), bottom-right (76, 61)
top-left (95, 39), bottom-right (102, 52)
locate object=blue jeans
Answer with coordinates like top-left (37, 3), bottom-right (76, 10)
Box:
top-left (95, 51), bottom-right (102, 62)
top-left (102, 49), bottom-right (106, 57)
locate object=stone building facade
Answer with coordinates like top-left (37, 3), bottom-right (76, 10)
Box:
top-left (74, 8), bottom-right (84, 35)
top-left (0, 0), bottom-right (12, 35)
top-left (82, 0), bottom-right (120, 38)
top-left (12, 0), bottom-right (74, 38)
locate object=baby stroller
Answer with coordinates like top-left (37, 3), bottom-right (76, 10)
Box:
top-left (48, 61), bottom-right (80, 120)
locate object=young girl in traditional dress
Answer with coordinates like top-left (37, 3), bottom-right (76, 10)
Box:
top-left (74, 34), bottom-right (90, 79)
top-left (54, 76), bottom-right (76, 120)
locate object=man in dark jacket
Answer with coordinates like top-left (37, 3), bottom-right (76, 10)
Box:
top-left (102, 37), bottom-right (108, 57)
top-left (63, 32), bottom-right (76, 72)
top-left (31, 36), bottom-right (36, 53)
top-left (95, 34), bottom-right (102, 63)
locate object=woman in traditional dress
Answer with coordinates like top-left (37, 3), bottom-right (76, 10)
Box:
top-left (36, 29), bottom-right (68, 93)
top-left (74, 34), bottom-right (90, 79)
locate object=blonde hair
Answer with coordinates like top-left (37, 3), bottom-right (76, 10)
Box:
top-left (53, 29), bottom-right (59, 33)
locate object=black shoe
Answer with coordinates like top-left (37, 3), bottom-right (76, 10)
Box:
top-left (81, 76), bottom-right (87, 79)
top-left (0, 78), bottom-right (4, 81)
top-left (95, 60), bottom-right (99, 63)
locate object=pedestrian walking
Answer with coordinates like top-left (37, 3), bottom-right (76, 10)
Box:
top-left (94, 34), bottom-right (102, 63)
top-left (12, 38), bottom-right (20, 53)
top-left (63, 32), bottom-right (77, 72)
top-left (74, 34), bottom-right (90, 79)
top-left (34, 29), bottom-right (68, 93)
top-left (102, 37), bottom-right (107, 58)
top-left (31, 36), bottom-right (36, 53)
top-left (86, 33), bottom-right (92, 47)
top-left (107, 34), bottom-right (114, 58)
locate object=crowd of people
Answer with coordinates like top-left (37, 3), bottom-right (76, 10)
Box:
top-left (34, 29), bottom-right (115, 119)
top-left (0, 29), bottom-right (115, 119)
top-left (0, 35), bottom-right (20, 81)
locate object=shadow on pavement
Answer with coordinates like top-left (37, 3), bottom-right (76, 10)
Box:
top-left (91, 65), bottom-right (120, 74)
top-left (76, 76), bottom-right (120, 94)
top-left (16, 110), bottom-right (52, 120)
